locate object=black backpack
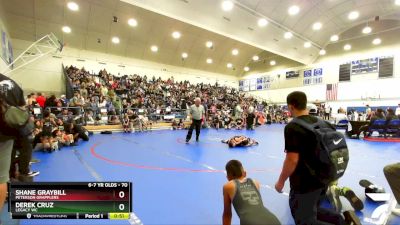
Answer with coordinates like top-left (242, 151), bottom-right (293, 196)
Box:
top-left (292, 117), bottom-right (349, 185)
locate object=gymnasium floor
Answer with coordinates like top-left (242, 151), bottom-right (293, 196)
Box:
top-left (3, 124), bottom-right (400, 225)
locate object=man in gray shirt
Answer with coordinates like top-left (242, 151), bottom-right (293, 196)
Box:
top-left (186, 97), bottom-right (205, 143)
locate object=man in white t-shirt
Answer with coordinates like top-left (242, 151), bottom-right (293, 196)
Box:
top-left (395, 104), bottom-right (400, 117)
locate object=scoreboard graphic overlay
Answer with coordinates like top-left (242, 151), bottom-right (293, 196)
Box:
top-left (8, 182), bottom-right (132, 220)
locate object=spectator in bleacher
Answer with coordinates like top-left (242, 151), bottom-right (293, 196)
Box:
top-left (98, 96), bottom-right (107, 108)
top-left (374, 108), bottom-right (386, 121)
top-left (59, 94), bottom-right (68, 106)
top-left (365, 105), bottom-right (372, 118)
top-left (27, 93), bottom-right (37, 106)
top-left (84, 111), bottom-right (95, 125)
top-left (234, 103), bottom-right (243, 119)
top-left (44, 94), bottom-right (57, 109)
top-left (122, 114), bottom-right (132, 133)
top-left (36, 92), bottom-right (46, 108)
top-left (70, 91), bottom-right (84, 108)
top-left (58, 108), bottom-right (72, 123)
top-left (109, 115), bottom-right (121, 125)
top-left (386, 109), bottom-right (396, 124)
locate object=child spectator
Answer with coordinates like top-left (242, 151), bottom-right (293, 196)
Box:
top-left (122, 114), bottom-right (132, 133)
top-left (222, 160), bottom-right (280, 225)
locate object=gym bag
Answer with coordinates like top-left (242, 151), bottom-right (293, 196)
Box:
top-left (292, 117), bottom-right (349, 185)
top-left (0, 102), bottom-right (34, 137)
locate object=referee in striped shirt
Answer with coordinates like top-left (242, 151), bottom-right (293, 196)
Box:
top-left (186, 97), bottom-right (205, 143)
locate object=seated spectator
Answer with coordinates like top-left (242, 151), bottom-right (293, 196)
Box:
top-left (334, 110), bottom-right (348, 125)
top-left (234, 117), bottom-right (244, 130)
top-left (396, 104), bottom-right (400, 118)
top-left (122, 114), bottom-right (132, 133)
top-left (223, 115), bottom-right (233, 129)
top-left (64, 123), bottom-right (89, 143)
top-left (42, 111), bottom-right (57, 138)
top-left (58, 108), bottom-right (73, 123)
top-left (52, 129), bottom-right (75, 147)
top-left (359, 109), bottom-right (386, 137)
top-left (212, 113), bottom-right (222, 129)
top-left (36, 93), bottom-right (46, 108)
top-left (139, 113), bottom-right (152, 131)
top-left (85, 111), bottom-right (95, 125)
top-left (172, 119), bottom-right (180, 130)
top-left (109, 115), bottom-right (121, 125)
top-left (69, 91), bottom-right (84, 115)
top-left (386, 108), bottom-right (396, 124)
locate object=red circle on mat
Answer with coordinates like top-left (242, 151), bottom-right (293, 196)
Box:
top-left (90, 142), bottom-right (278, 173)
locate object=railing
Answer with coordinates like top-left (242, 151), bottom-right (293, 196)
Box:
top-left (32, 105), bottom-right (274, 128)
top-left (37, 106), bottom-right (189, 126)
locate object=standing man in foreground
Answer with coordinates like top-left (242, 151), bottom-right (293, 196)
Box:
top-left (0, 73), bottom-right (27, 219)
top-left (186, 97), bottom-right (205, 143)
top-left (275, 91), bottom-right (348, 225)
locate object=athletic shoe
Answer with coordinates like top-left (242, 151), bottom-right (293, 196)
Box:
top-left (342, 187), bottom-right (364, 211)
top-left (359, 179), bottom-right (385, 194)
top-left (327, 185), bottom-right (342, 212)
top-left (392, 205), bottom-right (400, 216)
top-left (343, 210), bottom-right (362, 225)
top-left (196, 138), bottom-right (199, 142)
top-left (29, 159), bottom-right (40, 165)
top-left (26, 171), bottom-right (40, 177)
top-left (185, 139), bottom-right (189, 144)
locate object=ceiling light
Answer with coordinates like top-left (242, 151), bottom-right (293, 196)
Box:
top-left (258, 18), bottom-right (268, 27)
top-left (348, 11), bottom-right (359, 20)
top-left (128, 18), bottom-right (138, 27)
top-left (206, 58), bottom-right (213, 64)
top-left (206, 41), bottom-right (213, 48)
top-left (182, 52), bottom-right (188, 58)
top-left (67, 2), bottom-right (79, 11)
top-left (344, 44), bottom-right (351, 51)
top-left (232, 49), bottom-right (239, 55)
top-left (244, 67), bottom-right (250, 72)
top-left (62, 26), bottom-right (71, 33)
top-left (288, 5), bottom-right (300, 15)
top-left (372, 38), bottom-right (381, 45)
top-left (172, 31), bottom-right (181, 39)
top-left (151, 45), bottom-right (158, 52)
top-left (362, 26), bottom-right (372, 34)
top-left (270, 60), bottom-right (276, 66)
top-left (252, 55), bottom-right (259, 61)
top-left (319, 49), bottom-right (326, 55)
top-left (227, 63), bottom-right (233, 68)
top-left (284, 32), bottom-right (293, 39)
top-left (111, 37), bottom-right (120, 44)
top-left (304, 42), bottom-right (311, 48)
top-left (395, 0), bottom-right (400, 6)
top-left (330, 35), bottom-right (339, 42)
top-left (312, 22), bottom-right (322, 30)
top-left (221, 0), bottom-right (234, 11)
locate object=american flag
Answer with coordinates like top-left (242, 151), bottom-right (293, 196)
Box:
top-left (326, 83), bottom-right (338, 101)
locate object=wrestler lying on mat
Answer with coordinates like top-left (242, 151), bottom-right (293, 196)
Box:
top-left (221, 135), bottom-right (259, 148)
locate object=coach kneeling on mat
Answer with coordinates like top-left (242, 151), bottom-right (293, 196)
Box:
top-left (186, 97), bottom-right (205, 143)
